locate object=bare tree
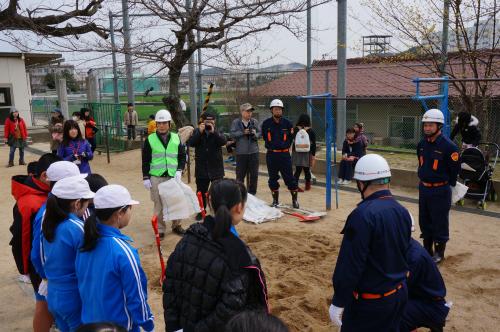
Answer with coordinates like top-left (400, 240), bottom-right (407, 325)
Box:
top-left (0, 0), bottom-right (107, 38)
top-left (360, 0), bottom-right (500, 140)
top-left (130, 0), bottom-right (329, 127)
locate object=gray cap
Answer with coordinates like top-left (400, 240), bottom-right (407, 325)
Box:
top-left (10, 107), bottom-right (18, 113)
top-left (240, 103), bottom-right (254, 112)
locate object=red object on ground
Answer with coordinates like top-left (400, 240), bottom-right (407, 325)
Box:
top-left (197, 192), bottom-right (207, 219)
top-left (151, 215), bottom-right (165, 286)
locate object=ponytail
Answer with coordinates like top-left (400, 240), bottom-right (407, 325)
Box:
top-left (213, 204), bottom-right (233, 240)
top-left (42, 195), bottom-right (73, 242)
top-left (209, 179), bottom-right (247, 240)
top-left (80, 206), bottom-right (128, 252)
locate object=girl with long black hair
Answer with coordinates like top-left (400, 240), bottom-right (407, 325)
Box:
top-left (41, 176), bottom-right (95, 331)
top-left (75, 185), bottom-right (154, 332)
top-left (163, 179), bottom-right (268, 332)
top-left (57, 120), bottom-right (93, 174)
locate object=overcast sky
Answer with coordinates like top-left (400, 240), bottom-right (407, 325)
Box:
top-left (0, 1), bottom-right (401, 71)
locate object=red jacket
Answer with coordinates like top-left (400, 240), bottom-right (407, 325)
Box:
top-left (4, 117), bottom-right (28, 140)
top-left (85, 117), bottom-right (97, 138)
top-left (9, 175), bottom-right (50, 275)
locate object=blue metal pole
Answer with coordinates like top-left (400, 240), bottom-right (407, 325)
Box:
top-left (440, 76), bottom-right (450, 136)
top-left (325, 96), bottom-right (333, 210)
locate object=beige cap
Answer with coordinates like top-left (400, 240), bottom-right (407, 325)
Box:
top-left (240, 103), bottom-right (254, 112)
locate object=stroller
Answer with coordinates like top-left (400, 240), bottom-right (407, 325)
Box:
top-left (457, 143), bottom-right (499, 209)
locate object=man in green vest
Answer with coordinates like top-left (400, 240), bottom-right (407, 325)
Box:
top-left (142, 109), bottom-right (187, 237)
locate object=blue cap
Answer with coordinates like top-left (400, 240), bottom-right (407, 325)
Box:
top-left (52, 108), bottom-right (62, 114)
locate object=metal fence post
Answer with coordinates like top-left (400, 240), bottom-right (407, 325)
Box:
top-left (105, 124), bottom-right (111, 164)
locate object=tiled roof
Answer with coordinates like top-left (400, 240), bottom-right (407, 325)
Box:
top-left (251, 60), bottom-right (500, 98)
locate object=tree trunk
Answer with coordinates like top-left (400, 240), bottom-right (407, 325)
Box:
top-left (163, 69), bottom-right (188, 129)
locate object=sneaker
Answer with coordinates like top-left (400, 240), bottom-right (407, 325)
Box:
top-left (159, 232), bottom-right (165, 239)
top-left (172, 225), bottom-right (186, 236)
top-left (338, 179), bottom-right (345, 185)
top-left (344, 180), bottom-right (351, 185)
top-left (18, 274), bottom-right (31, 284)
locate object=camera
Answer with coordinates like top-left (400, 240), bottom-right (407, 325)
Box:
top-left (204, 121), bottom-right (213, 132)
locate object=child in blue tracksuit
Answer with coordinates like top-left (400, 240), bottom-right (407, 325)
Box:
top-left (41, 176), bottom-right (95, 332)
top-left (76, 185), bottom-right (154, 332)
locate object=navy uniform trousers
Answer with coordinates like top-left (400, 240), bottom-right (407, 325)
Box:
top-left (400, 298), bottom-right (449, 331)
top-left (341, 284), bottom-right (408, 332)
top-left (266, 151), bottom-right (297, 191)
top-left (419, 184), bottom-right (452, 243)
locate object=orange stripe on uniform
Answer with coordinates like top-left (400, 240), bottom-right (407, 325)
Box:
top-left (433, 159), bottom-right (439, 170)
top-left (267, 131), bottom-right (271, 141)
top-left (419, 156), bottom-right (423, 166)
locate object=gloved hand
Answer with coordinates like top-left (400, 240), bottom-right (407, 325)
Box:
top-left (175, 170), bottom-right (182, 182)
top-left (38, 279), bottom-right (48, 297)
top-left (143, 179), bottom-right (152, 190)
top-left (80, 152), bottom-right (87, 158)
top-left (329, 304), bottom-right (343, 327)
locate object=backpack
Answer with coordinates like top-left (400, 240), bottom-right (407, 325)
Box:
top-left (294, 129), bottom-right (310, 152)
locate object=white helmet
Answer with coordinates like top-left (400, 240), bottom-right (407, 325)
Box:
top-left (422, 108), bottom-right (444, 124)
top-left (269, 99), bottom-right (284, 109)
top-left (353, 154), bottom-right (391, 182)
top-left (155, 109), bottom-right (172, 122)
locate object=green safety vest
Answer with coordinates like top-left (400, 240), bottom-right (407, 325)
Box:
top-left (148, 132), bottom-right (180, 177)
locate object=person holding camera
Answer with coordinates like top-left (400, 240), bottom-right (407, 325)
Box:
top-left (188, 112), bottom-right (227, 212)
top-left (230, 103), bottom-right (260, 195)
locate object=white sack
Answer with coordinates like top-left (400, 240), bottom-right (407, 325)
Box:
top-left (243, 194), bottom-right (283, 224)
top-left (158, 179), bottom-right (200, 221)
top-left (451, 182), bottom-right (469, 203)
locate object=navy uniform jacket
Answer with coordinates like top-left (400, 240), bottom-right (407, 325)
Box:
top-left (261, 117), bottom-right (294, 151)
top-left (332, 190), bottom-right (412, 308)
top-left (417, 134), bottom-right (460, 186)
top-left (407, 238), bottom-right (446, 300)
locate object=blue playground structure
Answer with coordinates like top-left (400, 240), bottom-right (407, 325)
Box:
top-left (413, 76), bottom-right (450, 136)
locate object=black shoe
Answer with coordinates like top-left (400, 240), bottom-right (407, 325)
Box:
top-left (271, 191), bottom-right (279, 207)
top-left (7, 161), bottom-right (14, 168)
top-left (291, 191), bottom-right (299, 209)
top-left (19, 160), bottom-right (26, 166)
top-left (423, 238), bottom-right (434, 256)
top-left (159, 232), bottom-right (165, 239)
top-left (433, 242), bottom-right (446, 264)
top-left (195, 212), bottom-right (203, 221)
top-left (172, 225), bottom-right (186, 236)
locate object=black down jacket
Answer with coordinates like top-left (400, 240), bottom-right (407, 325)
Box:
top-left (163, 216), bottom-right (268, 332)
top-left (187, 128), bottom-right (227, 180)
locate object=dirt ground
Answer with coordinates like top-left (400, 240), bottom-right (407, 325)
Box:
top-left (1, 144), bottom-right (499, 331)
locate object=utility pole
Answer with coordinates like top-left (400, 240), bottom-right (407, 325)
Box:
top-left (121, 0), bottom-right (134, 104)
top-left (109, 11), bottom-right (119, 105)
top-left (306, 0), bottom-right (313, 121)
top-left (439, 0), bottom-right (450, 113)
top-left (197, 30), bottom-right (203, 112)
top-left (336, 0), bottom-right (347, 146)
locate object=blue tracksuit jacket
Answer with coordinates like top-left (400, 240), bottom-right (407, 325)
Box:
top-left (31, 201), bottom-right (47, 279)
top-left (75, 224), bottom-right (154, 332)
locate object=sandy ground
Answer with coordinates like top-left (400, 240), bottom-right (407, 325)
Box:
top-left (1, 144), bottom-right (499, 331)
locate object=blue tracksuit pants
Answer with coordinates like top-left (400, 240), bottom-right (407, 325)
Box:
top-left (400, 298), bottom-right (449, 331)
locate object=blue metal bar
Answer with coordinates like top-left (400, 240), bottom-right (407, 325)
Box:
top-left (440, 77), bottom-right (450, 136)
top-left (412, 94), bottom-right (445, 101)
top-left (325, 96), bottom-right (333, 210)
top-left (297, 93), bottom-right (333, 99)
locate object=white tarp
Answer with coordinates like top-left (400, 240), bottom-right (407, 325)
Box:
top-left (243, 194), bottom-right (283, 224)
top-left (452, 182), bottom-right (469, 203)
top-left (158, 179), bottom-right (200, 221)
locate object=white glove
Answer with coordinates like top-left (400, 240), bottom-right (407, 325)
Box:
top-left (329, 304), bottom-right (343, 327)
top-left (174, 330), bottom-right (183, 332)
top-left (174, 170), bottom-right (182, 182)
top-left (38, 279), bottom-right (48, 297)
top-left (143, 179), bottom-right (152, 190)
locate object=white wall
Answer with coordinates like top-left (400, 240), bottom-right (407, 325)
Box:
top-left (0, 57), bottom-right (32, 126)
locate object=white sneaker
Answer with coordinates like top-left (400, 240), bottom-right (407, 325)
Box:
top-left (338, 179), bottom-right (345, 185)
top-left (18, 274), bottom-right (31, 284)
top-left (344, 180), bottom-right (351, 185)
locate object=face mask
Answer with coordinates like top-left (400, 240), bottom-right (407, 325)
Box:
top-left (72, 116), bottom-right (78, 121)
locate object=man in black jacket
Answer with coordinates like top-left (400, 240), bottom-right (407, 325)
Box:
top-left (187, 112), bottom-right (227, 210)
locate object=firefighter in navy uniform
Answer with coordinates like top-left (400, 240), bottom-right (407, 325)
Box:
top-left (329, 154), bottom-right (412, 332)
top-left (417, 108), bottom-right (460, 263)
top-left (261, 99), bottom-right (299, 208)
top-left (400, 238), bottom-right (450, 332)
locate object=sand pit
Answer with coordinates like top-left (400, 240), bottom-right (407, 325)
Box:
top-left (1, 145), bottom-right (499, 331)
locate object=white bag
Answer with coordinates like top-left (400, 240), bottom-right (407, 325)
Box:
top-left (294, 129), bottom-right (310, 152)
top-left (243, 194), bottom-right (283, 224)
top-left (451, 182), bottom-right (468, 203)
top-left (158, 179), bottom-right (200, 221)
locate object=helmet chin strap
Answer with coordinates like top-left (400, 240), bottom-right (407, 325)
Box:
top-left (356, 180), bottom-right (372, 199)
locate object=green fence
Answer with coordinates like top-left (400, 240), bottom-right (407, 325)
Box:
top-left (84, 102), bottom-right (125, 151)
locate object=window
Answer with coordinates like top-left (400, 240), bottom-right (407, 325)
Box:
top-left (389, 115), bottom-right (417, 139)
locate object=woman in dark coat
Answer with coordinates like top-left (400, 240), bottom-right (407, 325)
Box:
top-left (450, 111), bottom-right (481, 149)
top-left (163, 179), bottom-right (268, 332)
